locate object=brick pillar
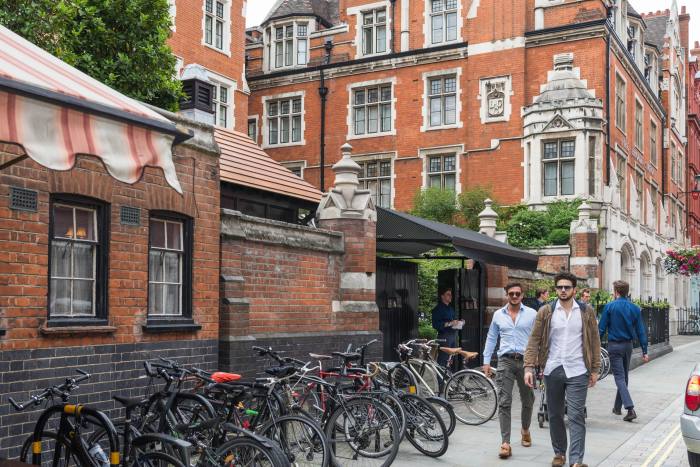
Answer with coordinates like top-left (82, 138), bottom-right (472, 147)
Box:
top-left (570, 201), bottom-right (600, 288)
top-left (478, 199), bottom-right (508, 307)
top-left (317, 143), bottom-right (379, 330)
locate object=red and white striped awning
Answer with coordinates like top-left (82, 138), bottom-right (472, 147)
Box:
top-left (0, 25), bottom-right (185, 193)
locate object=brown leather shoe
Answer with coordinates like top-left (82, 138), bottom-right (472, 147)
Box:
top-left (570, 464), bottom-right (588, 467)
top-left (521, 429), bottom-right (532, 447)
top-left (499, 443), bottom-right (512, 459)
top-left (551, 454), bottom-right (566, 466)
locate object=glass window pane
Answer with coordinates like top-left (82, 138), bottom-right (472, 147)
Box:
top-left (444, 77), bottom-right (456, 93)
top-left (150, 250), bottom-right (163, 282)
top-left (368, 106), bottom-right (379, 133)
top-left (275, 27), bottom-right (283, 39)
top-left (219, 105), bottom-right (227, 127)
top-left (367, 88), bottom-right (378, 103)
top-left (215, 21), bottom-right (223, 49)
top-left (543, 142), bottom-right (558, 159)
top-left (429, 157), bottom-right (441, 173)
top-left (280, 117), bottom-right (290, 143)
top-left (561, 161), bottom-right (575, 195)
top-left (446, 12), bottom-right (457, 41)
top-left (367, 180), bottom-right (378, 200)
top-left (380, 179), bottom-right (391, 207)
top-left (376, 25), bottom-right (386, 53)
top-left (297, 24), bottom-right (308, 36)
top-left (275, 42), bottom-right (283, 67)
top-left (355, 90), bottom-right (365, 105)
top-left (561, 141), bottom-right (575, 158)
top-left (219, 86), bottom-right (228, 103)
top-left (269, 101), bottom-right (278, 116)
top-left (429, 175), bottom-right (442, 188)
top-left (206, 0), bottom-right (213, 13)
top-left (446, 0), bottom-right (457, 8)
top-left (285, 39), bottom-right (293, 65)
top-left (72, 280), bottom-right (94, 316)
top-left (269, 118), bottom-right (279, 144)
top-left (444, 155), bottom-right (456, 171)
top-left (444, 174), bottom-right (456, 191)
top-left (72, 243), bottom-right (94, 279)
top-left (285, 25), bottom-right (293, 37)
top-left (363, 12), bottom-right (374, 25)
top-left (150, 220), bottom-right (166, 248)
top-left (380, 103), bottom-right (391, 132)
top-left (444, 95), bottom-right (456, 124)
top-left (54, 206), bottom-right (74, 239)
top-left (215, 1), bottom-right (223, 17)
top-left (354, 108), bottom-right (366, 135)
top-left (430, 79), bottom-right (441, 96)
top-left (544, 163), bottom-right (557, 196)
top-left (280, 100), bottom-right (290, 115)
top-left (50, 279), bottom-right (71, 316)
top-left (292, 116), bottom-right (302, 141)
top-left (366, 162), bottom-right (377, 178)
top-left (297, 39), bottom-right (307, 64)
top-left (430, 97), bottom-right (442, 126)
top-left (363, 28), bottom-right (373, 55)
top-left (165, 285), bottom-right (181, 315)
top-left (432, 0), bottom-right (443, 13)
top-left (292, 98), bottom-right (302, 113)
top-left (166, 222), bottom-right (182, 250)
top-left (164, 252), bottom-right (180, 283)
top-left (51, 241), bottom-right (71, 277)
top-left (380, 161), bottom-right (391, 177)
top-left (205, 16), bottom-right (212, 44)
top-left (380, 86), bottom-right (391, 102)
top-left (431, 15), bottom-right (444, 43)
top-left (150, 283), bottom-right (163, 315)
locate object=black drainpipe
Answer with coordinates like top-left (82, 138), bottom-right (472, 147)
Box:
top-left (319, 40), bottom-right (333, 192)
top-left (605, 11), bottom-right (612, 185)
top-left (390, 0), bottom-right (397, 53)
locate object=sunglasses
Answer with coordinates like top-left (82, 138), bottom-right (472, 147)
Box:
top-left (555, 285), bottom-right (573, 291)
top-left (507, 292), bottom-right (522, 297)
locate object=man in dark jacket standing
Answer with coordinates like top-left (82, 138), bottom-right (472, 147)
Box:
top-left (432, 287), bottom-right (463, 367)
top-left (599, 280), bottom-right (649, 422)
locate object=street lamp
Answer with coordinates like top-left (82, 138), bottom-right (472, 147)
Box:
top-left (680, 174), bottom-right (700, 199)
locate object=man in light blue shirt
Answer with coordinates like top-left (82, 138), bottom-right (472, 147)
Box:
top-left (483, 282), bottom-right (537, 460)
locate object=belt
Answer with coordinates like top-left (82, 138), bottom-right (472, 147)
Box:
top-left (609, 339), bottom-right (632, 343)
top-left (502, 352), bottom-right (524, 360)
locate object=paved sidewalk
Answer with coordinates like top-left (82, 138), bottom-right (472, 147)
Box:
top-left (394, 335), bottom-right (700, 466)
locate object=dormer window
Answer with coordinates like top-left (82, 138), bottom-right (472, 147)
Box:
top-left (266, 21), bottom-right (310, 70)
top-left (627, 25), bottom-right (637, 58)
top-left (362, 8), bottom-right (387, 55)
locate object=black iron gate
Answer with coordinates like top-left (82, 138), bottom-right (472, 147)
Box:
top-left (376, 257), bottom-right (419, 361)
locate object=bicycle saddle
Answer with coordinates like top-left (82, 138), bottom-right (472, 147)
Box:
top-left (211, 372), bottom-right (242, 383)
top-left (264, 366), bottom-right (297, 378)
top-left (113, 395), bottom-right (147, 410)
top-left (331, 351), bottom-right (361, 362)
top-left (440, 347), bottom-right (478, 359)
top-left (309, 353), bottom-right (333, 360)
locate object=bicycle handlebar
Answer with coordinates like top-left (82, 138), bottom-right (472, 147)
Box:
top-left (9, 370), bottom-right (90, 411)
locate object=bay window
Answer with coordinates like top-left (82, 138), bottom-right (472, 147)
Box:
top-left (271, 21), bottom-right (308, 69)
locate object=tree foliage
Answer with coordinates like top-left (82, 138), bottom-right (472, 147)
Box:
top-left (0, 0), bottom-right (183, 111)
top-left (506, 200), bottom-right (582, 248)
top-left (411, 188), bottom-right (458, 224)
top-left (457, 186), bottom-right (498, 231)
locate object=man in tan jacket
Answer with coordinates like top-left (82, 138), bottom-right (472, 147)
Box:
top-left (524, 272), bottom-right (601, 467)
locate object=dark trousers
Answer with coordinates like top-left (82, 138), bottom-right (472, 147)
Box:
top-left (608, 340), bottom-right (634, 410)
top-left (437, 331), bottom-right (457, 368)
top-left (496, 356), bottom-right (534, 443)
top-left (545, 366), bottom-right (589, 464)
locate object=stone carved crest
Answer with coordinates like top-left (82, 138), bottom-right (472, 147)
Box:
top-left (486, 81), bottom-right (505, 118)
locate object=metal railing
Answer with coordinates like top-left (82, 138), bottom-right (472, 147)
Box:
top-left (677, 307), bottom-right (700, 335)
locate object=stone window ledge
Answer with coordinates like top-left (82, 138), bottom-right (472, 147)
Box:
top-left (40, 322), bottom-right (117, 336)
top-left (142, 319), bottom-right (201, 333)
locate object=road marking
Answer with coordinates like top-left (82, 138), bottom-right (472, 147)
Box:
top-left (653, 431), bottom-right (682, 467)
top-left (640, 425), bottom-right (680, 467)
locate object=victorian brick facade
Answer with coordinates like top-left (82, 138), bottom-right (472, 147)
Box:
top-left (688, 42), bottom-right (700, 246)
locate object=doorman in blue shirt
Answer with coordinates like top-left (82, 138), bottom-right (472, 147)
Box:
top-left (599, 280), bottom-right (649, 422)
top-left (483, 282), bottom-right (537, 459)
top-left (431, 287), bottom-right (463, 367)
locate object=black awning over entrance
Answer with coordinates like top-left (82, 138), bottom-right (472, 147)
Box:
top-left (376, 207), bottom-right (539, 271)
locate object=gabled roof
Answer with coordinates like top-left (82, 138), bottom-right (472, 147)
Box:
top-left (627, 3), bottom-right (642, 20)
top-left (644, 14), bottom-right (669, 49)
top-left (263, 0), bottom-right (339, 27)
top-left (216, 128), bottom-right (322, 203)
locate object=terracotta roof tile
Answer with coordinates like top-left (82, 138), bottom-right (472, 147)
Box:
top-left (215, 128), bottom-right (322, 203)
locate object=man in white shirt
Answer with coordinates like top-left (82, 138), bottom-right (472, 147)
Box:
top-left (524, 272), bottom-right (601, 467)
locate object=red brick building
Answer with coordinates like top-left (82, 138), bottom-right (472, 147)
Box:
top-left (688, 42), bottom-right (700, 246)
top-left (244, 0), bottom-right (691, 300)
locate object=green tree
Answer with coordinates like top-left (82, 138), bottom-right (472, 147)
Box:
top-left (0, 0), bottom-right (183, 111)
top-left (457, 186), bottom-right (497, 231)
top-left (411, 188), bottom-right (458, 224)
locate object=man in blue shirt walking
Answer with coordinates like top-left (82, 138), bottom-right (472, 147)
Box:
top-left (599, 280), bottom-right (649, 422)
top-left (483, 282), bottom-right (537, 459)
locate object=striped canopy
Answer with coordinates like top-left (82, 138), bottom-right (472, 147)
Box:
top-left (0, 25), bottom-right (184, 193)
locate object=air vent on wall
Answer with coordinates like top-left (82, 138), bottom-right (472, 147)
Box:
top-left (120, 206), bottom-right (141, 225)
top-left (9, 187), bottom-right (38, 212)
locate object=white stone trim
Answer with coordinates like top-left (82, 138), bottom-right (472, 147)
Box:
top-left (418, 144), bottom-right (464, 193)
top-left (346, 77), bottom-right (397, 141)
top-left (206, 69), bottom-right (237, 130)
top-left (340, 272), bottom-right (376, 290)
top-left (420, 67), bottom-right (463, 132)
top-left (201, 0), bottom-right (232, 57)
top-left (348, 1), bottom-right (392, 59)
top-left (467, 0), bottom-right (480, 18)
top-left (281, 159), bottom-right (307, 178)
top-left (261, 90), bottom-right (306, 149)
top-left (468, 37), bottom-right (525, 56)
top-left (422, 0), bottom-right (463, 49)
top-left (477, 75), bottom-right (513, 124)
top-left (570, 257), bottom-right (598, 266)
top-left (168, 0), bottom-right (176, 31)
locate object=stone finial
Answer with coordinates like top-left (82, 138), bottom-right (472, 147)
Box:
top-left (578, 201), bottom-right (593, 221)
top-left (478, 198), bottom-right (499, 238)
top-left (317, 143), bottom-right (376, 221)
top-left (571, 200), bottom-right (597, 234)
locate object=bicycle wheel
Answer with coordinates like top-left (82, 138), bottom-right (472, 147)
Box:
top-left (425, 396), bottom-right (456, 436)
top-left (377, 391), bottom-right (407, 440)
top-left (399, 393), bottom-right (448, 457)
top-left (259, 414), bottom-right (330, 467)
top-left (214, 436), bottom-right (288, 467)
top-left (443, 369), bottom-right (497, 425)
top-left (388, 364), bottom-right (417, 394)
top-left (324, 396), bottom-right (400, 467)
top-left (20, 431), bottom-right (81, 466)
top-left (408, 359), bottom-right (440, 396)
top-left (130, 451), bottom-right (186, 467)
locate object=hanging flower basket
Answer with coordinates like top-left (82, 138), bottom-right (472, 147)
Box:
top-left (663, 248), bottom-right (700, 276)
